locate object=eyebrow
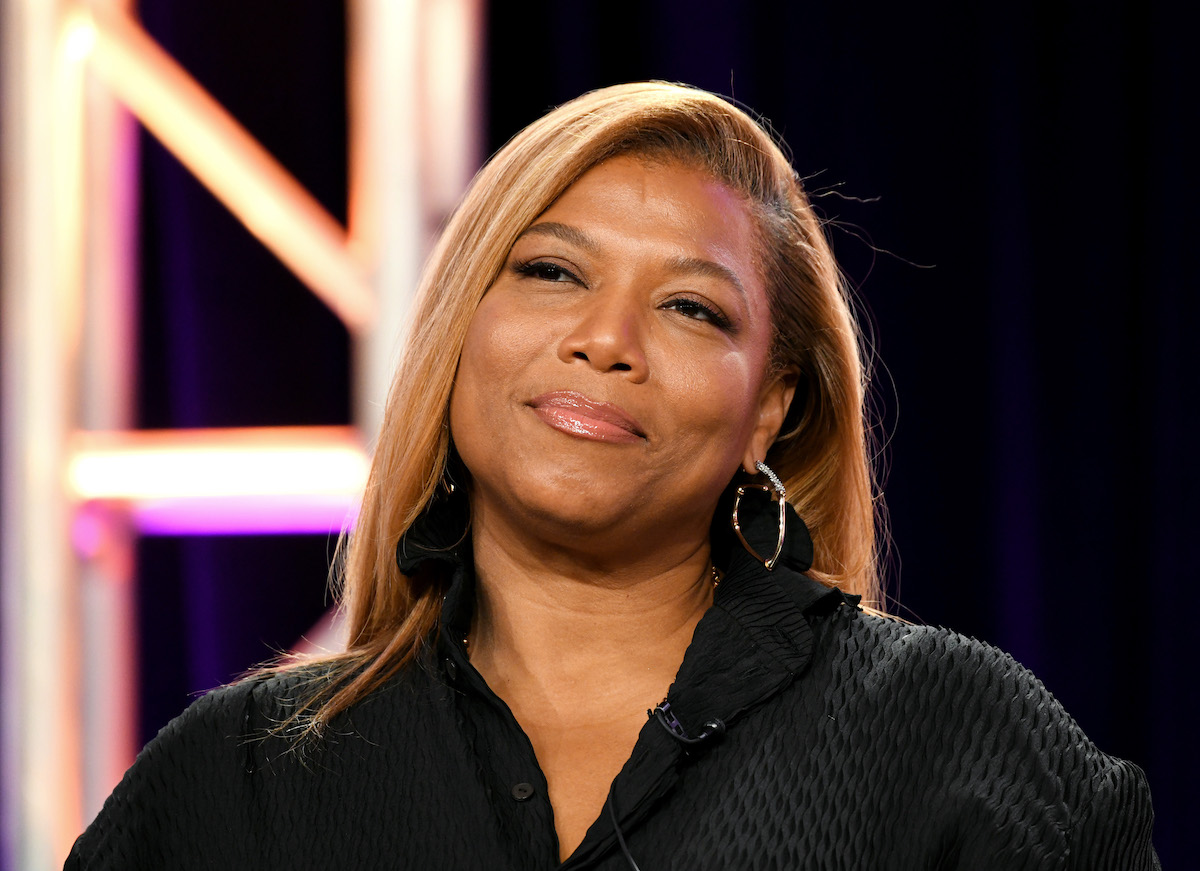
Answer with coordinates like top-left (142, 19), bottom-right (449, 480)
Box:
top-left (517, 221), bottom-right (748, 298)
top-left (517, 221), bottom-right (598, 252)
top-left (665, 255), bottom-right (747, 299)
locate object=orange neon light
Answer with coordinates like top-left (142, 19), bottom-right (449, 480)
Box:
top-left (67, 426), bottom-right (369, 501)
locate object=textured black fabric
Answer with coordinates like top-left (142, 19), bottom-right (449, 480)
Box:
top-left (68, 505), bottom-right (1159, 870)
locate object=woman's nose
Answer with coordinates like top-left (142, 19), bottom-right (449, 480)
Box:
top-left (556, 291), bottom-right (649, 381)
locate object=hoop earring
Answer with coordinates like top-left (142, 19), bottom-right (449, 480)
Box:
top-left (731, 460), bottom-right (787, 570)
top-left (440, 440), bottom-right (464, 496)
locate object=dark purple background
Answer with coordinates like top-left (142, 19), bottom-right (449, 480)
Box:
top-left (129, 1), bottom-right (1194, 864)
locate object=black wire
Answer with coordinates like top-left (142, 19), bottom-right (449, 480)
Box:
top-left (606, 782), bottom-right (642, 871)
top-left (605, 706), bottom-right (724, 869)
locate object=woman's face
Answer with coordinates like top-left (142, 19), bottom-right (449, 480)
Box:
top-left (450, 156), bottom-right (794, 555)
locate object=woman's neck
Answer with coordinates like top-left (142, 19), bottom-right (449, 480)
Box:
top-left (466, 517), bottom-right (715, 695)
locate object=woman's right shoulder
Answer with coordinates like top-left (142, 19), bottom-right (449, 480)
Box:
top-left (64, 664), bottom-right (343, 870)
top-left (140, 664), bottom-right (330, 750)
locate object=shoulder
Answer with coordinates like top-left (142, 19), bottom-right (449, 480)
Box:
top-left (65, 666), bottom-right (336, 870)
top-left (803, 607), bottom-right (1159, 869)
top-left (818, 608), bottom-right (1065, 718)
top-left (817, 613), bottom-right (1096, 769)
top-left (66, 657), bottom-right (453, 869)
top-left (130, 666), bottom-right (325, 764)
top-left (65, 679), bottom-right (255, 869)
top-left (112, 675), bottom-right (271, 787)
top-left (813, 609), bottom-right (1099, 775)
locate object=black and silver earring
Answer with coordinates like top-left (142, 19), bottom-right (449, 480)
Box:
top-left (731, 460), bottom-right (787, 570)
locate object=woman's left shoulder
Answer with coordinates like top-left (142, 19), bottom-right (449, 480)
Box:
top-left (824, 611), bottom-right (1105, 761)
top-left (809, 608), bottom-right (1160, 869)
top-left (829, 609), bottom-right (1072, 715)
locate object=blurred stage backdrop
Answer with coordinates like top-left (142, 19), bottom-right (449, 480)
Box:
top-left (1, 0), bottom-right (1194, 868)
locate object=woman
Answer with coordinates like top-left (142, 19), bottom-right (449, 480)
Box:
top-left (68, 83), bottom-right (1157, 869)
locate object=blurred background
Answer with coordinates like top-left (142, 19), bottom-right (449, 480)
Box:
top-left (2, 0), bottom-right (1194, 868)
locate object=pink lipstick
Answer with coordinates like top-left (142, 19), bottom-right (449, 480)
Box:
top-left (528, 392), bottom-right (645, 444)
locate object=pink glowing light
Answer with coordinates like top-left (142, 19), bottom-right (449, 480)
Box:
top-left (130, 494), bottom-right (360, 536)
top-left (68, 427), bottom-right (369, 537)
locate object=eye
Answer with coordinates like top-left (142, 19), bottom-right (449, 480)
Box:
top-left (663, 296), bottom-right (733, 331)
top-left (513, 259), bottom-right (582, 284)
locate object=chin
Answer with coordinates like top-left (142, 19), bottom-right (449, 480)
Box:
top-left (523, 472), bottom-right (631, 524)
top-left (470, 467), bottom-right (639, 540)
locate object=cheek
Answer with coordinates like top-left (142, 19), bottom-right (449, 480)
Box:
top-left (466, 292), bottom-right (548, 370)
top-left (663, 350), bottom-right (764, 446)
top-left (450, 292), bottom-right (545, 435)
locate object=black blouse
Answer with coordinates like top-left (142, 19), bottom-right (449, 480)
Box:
top-left (67, 498), bottom-right (1159, 869)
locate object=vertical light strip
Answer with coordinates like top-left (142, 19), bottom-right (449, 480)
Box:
top-left (78, 0), bottom-right (140, 818)
top-left (417, 0), bottom-right (484, 232)
top-left (348, 0), bottom-right (422, 436)
top-left (1, 2), bottom-right (88, 866)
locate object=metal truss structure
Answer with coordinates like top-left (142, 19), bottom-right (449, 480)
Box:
top-left (1, 1), bottom-right (481, 865)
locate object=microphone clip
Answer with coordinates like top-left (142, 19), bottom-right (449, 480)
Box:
top-left (651, 701), bottom-right (726, 753)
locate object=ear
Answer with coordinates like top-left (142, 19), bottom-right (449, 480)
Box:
top-left (742, 367), bottom-right (799, 474)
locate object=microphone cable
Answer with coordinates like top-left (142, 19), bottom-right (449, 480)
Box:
top-left (607, 782), bottom-right (643, 871)
top-left (607, 703), bottom-right (727, 870)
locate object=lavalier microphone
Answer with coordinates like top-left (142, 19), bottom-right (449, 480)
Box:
top-left (651, 701), bottom-right (726, 751)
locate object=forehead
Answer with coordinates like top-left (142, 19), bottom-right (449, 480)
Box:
top-left (532, 156), bottom-right (765, 284)
top-left (548, 154), bottom-right (749, 223)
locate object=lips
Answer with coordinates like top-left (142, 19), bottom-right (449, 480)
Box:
top-left (528, 391), bottom-right (646, 444)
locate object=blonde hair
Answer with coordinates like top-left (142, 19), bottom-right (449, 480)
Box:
top-left (288, 82), bottom-right (883, 734)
